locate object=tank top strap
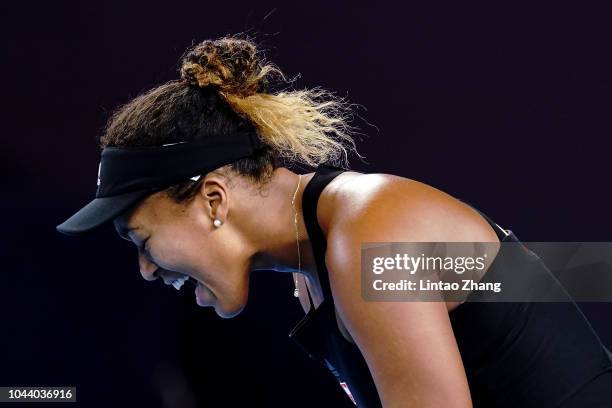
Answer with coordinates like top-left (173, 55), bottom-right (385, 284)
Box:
top-left (301, 163), bottom-right (348, 304)
top-left (457, 198), bottom-right (511, 241)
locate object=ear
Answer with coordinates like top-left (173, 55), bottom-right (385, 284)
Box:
top-left (198, 173), bottom-right (230, 223)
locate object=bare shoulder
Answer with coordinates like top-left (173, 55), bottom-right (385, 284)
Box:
top-left (319, 170), bottom-right (501, 313)
top-left (320, 170), bottom-right (501, 244)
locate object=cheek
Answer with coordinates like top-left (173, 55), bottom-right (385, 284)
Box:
top-left (193, 239), bottom-right (231, 276)
top-left (150, 230), bottom-right (203, 271)
top-left (155, 230), bottom-right (221, 276)
top-left (189, 237), bottom-right (243, 292)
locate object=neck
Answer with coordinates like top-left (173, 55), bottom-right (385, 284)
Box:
top-left (245, 167), bottom-right (318, 282)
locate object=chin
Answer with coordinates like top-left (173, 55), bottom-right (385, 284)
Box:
top-left (215, 289), bottom-right (248, 319)
top-left (215, 302), bottom-right (246, 319)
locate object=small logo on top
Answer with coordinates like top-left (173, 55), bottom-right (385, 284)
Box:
top-left (97, 162), bottom-right (101, 186)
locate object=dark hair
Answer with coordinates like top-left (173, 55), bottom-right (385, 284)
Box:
top-left (99, 33), bottom-right (362, 204)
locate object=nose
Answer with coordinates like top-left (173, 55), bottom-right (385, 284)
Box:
top-left (138, 252), bottom-right (159, 281)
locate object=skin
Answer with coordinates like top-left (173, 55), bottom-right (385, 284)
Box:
top-left (113, 165), bottom-right (501, 407)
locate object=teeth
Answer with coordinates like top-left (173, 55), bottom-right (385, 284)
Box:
top-left (171, 276), bottom-right (189, 290)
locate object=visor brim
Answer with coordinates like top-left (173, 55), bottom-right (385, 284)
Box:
top-left (56, 190), bottom-right (152, 236)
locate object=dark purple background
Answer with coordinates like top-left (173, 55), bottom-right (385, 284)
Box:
top-left (2, 1), bottom-right (611, 407)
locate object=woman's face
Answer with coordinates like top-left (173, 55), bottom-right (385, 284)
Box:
top-left (113, 179), bottom-right (253, 318)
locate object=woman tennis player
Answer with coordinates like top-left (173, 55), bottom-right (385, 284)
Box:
top-left (56, 35), bottom-right (612, 407)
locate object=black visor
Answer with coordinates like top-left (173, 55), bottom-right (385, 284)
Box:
top-left (56, 130), bottom-right (265, 236)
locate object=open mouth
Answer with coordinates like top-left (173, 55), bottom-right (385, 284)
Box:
top-left (195, 279), bottom-right (216, 306)
top-left (165, 274), bottom-right (214, 307)
top-left (169, 274), bottom-right (195, 290)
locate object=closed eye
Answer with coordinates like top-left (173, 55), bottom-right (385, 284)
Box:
top-left (140, 238), bottom-right (154, 262)
top-left (140, 237), bottom-right (149, 252)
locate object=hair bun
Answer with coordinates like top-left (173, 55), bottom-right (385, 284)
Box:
top-left (180, 36), bottom-right (266, 97)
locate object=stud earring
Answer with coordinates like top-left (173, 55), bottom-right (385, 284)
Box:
top-left (213, 219), bottom-right (223, 228)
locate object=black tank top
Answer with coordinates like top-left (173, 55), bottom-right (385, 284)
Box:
top-left (288, 163), bottom-right (612, 407)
